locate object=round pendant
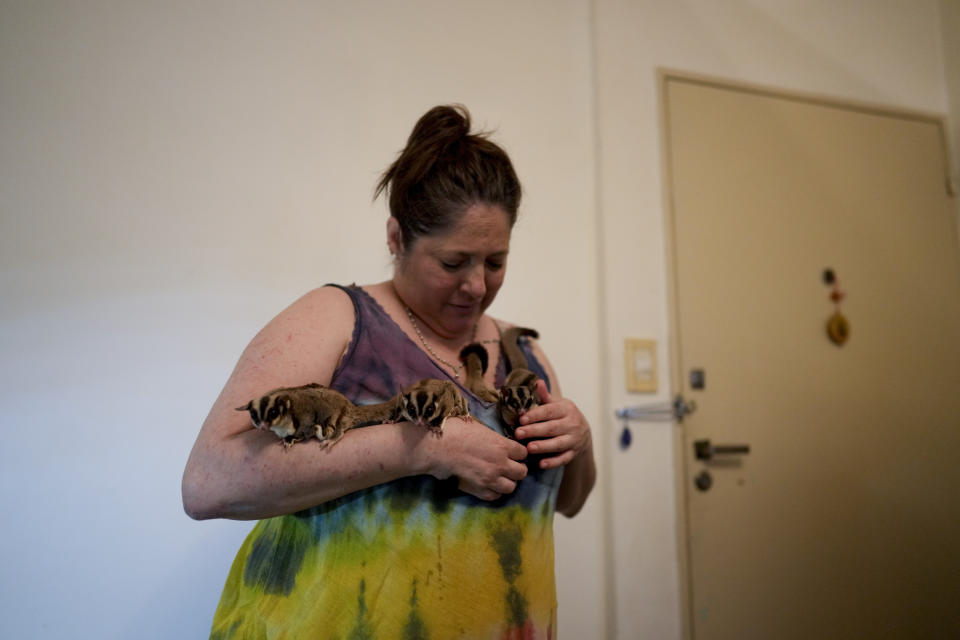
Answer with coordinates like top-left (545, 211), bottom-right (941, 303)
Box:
top-left (827, 311), bottom-right (850, 346)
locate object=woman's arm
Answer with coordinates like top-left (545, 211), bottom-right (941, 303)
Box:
top-left (181, 286), bottom-right (528, 520)
top-left (515, 342), bottom-right (597, 518)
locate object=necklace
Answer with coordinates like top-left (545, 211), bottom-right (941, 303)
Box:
top-left (404, 305), bottom-right (478, 380)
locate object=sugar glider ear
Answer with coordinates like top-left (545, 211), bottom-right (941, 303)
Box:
top-left (236, 401), bottom-right (252, 412)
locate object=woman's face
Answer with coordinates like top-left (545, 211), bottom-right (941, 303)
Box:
top-left (393, 203), bottom-right (512, 339)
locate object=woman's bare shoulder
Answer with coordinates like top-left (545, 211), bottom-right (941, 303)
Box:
top-left (283, 284), bottom-right (355, 328)
top-left (193, 285), bottom-right (357, 451)
top-left (235, 285), bottom-right (356, 390)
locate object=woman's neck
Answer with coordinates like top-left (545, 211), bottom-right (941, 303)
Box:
top-left (363, 280), bottom-right (502, 383)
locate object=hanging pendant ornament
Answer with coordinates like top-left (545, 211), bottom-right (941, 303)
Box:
top-left (823, 269), bottom-right (850, 346)
top-left (827, 311), bottom-right (850, 345)
top-left (619, 423), bottom-right (633, 450)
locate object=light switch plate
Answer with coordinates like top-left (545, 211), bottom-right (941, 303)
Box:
top-left (624, 338), bottom-right (657, 393)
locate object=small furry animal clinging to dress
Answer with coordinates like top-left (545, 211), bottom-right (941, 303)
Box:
top-left (497, 326), bottom-right (541, 439)
top-left (236, 383), bottom-right (397, 449)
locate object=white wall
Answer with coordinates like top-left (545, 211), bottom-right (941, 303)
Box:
top-left (593, 1), bottom-right (954, 638)
top-left (1, 2), bottom-right (956, 639)
top-left (0, 2), bottom-right (602, 638)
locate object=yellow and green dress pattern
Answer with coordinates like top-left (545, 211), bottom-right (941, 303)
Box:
top-left (209, 285), bottom-right (563, 639)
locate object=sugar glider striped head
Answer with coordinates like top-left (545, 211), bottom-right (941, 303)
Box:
top-left (499, 370), bottom-right (539, 433)
top-left (396, 378), bottom-right (470, 431)
top-left (236, 383), bottom-right (324, 445)
top-left (237, 390), bottom-right (302, 441)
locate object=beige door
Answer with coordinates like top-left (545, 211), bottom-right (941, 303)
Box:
top-left (663, 73), bottom-right (960, 639)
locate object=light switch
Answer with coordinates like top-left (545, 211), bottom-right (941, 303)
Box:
top-left (690, 368), bottom-right (705, 390)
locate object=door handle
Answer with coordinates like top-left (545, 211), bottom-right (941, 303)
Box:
top-left (694, 439), bottom-right (750, 461)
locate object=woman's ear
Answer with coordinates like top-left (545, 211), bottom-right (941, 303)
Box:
top-left (386, 217), bottom-right (403, 257)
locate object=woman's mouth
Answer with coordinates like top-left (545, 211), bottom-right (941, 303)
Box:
top-left (448, 301), bottom-right (478, 314)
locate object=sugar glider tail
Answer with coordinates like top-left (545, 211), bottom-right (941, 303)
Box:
top-left (459, 342), bottom-right (490, 373)
top-left (500, 326), bottom-right (539, 372)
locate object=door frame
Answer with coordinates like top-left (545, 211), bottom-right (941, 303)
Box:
top-left (655, 67), bottom-right (957, 640)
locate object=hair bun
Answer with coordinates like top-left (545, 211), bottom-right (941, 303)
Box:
top-left (375, 104), bottom-right (521, 250)
top-left (404, 104), bottom-right (472, 173)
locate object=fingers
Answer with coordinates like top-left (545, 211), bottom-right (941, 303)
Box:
top-left (534, 378), bottom-right (552, 404)
top-left (512, 392), bottom-right (592, 471)
top-left (525, 434), bottom-right (573, 456)
top-left (462, 484), bottom-right (502, 501)
top-left (535, 450), bottom-right (575, 470)
top-left (515, 408), bottom-right (568, 439)
top-left (473, 452), bottom-right (527, 498)
top-left (514, 421), bottom-right (553, 441)
top-left (494, 476), bottom-right (519, 495)
top-left (506, 458), bottom-right (529, 481)
top-left (517, 397), bottom-right (571, 432)
top-left (447, 431), bottom-right (528, 501)
top-left (507, 439), bottom-right (529, 461)
top-left (525, 435), bottom-right (581, 472)
top-left (458, 473), bottom-right (521, 501)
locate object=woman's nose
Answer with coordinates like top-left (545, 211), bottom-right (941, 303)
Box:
top-left (461, 263), bottom-right (486, 298)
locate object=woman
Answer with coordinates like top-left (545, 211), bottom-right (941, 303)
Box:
top-left (182, 105), bottom-right (595, 639)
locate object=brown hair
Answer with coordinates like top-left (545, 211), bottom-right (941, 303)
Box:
top-left (375, 104), bottom-right (522, 251)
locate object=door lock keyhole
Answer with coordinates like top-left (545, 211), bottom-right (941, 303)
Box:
top-left (694, 470), bottom-right (713, 492)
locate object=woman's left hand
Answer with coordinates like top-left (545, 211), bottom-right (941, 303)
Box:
top-left (513, 380), bottom-right (592, 470)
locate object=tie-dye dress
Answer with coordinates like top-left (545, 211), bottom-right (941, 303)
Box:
top-left (209, 284), bottom-right (562, 640)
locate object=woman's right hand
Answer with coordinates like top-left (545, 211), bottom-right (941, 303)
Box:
top-left (420, 417), bottom-right (529, 501)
